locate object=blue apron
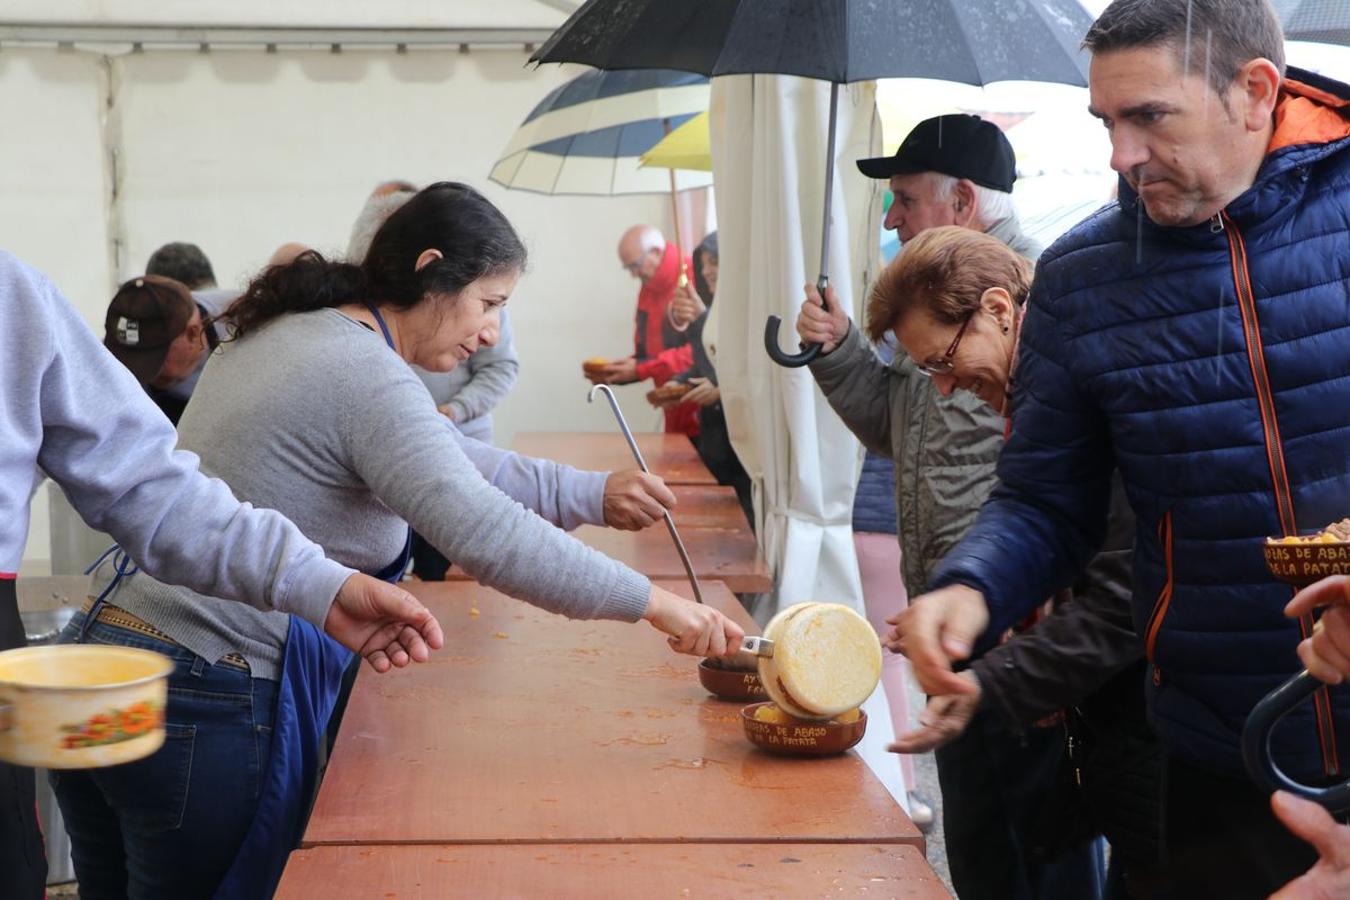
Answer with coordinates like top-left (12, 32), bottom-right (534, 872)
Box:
top-left (214, 305), bottom-right (411, 899)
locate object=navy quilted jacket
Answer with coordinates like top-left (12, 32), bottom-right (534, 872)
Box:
top-left (931, 69), bottom-right (1350, 782)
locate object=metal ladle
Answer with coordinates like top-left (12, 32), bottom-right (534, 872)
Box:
top-left (588, 384), bottom-right (705, 605)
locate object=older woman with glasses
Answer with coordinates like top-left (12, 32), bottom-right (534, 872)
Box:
top-left (799, 225), bottom-right (1160, 897)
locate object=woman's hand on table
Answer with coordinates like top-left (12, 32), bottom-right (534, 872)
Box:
top-left (795, 283), bottom-right (850, 355)
top-left (684, 377), bottom-right (720, 407)
top-left (603, 470), bottom-right (676, 530)
top-left (644, 585), bottom-right (745, 658)
top-left (325, 574), bottom-right (446, 672)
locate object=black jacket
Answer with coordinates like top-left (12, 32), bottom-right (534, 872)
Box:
top-left (971, 474), bottom-right (1162, 864)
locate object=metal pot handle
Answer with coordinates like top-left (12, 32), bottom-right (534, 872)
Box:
top-left (1242, 669), bottom-right (1350, 812)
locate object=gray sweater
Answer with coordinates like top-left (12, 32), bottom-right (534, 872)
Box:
top-left (110, 309), bottom-right (650, 679)
top-left (0, 250), bottom-right (352, 624)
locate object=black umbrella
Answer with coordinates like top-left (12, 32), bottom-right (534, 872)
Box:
top-left (1273, 0), bottom-right (1350, 46)
top-left (532, 0), bottom-right (1094, 366)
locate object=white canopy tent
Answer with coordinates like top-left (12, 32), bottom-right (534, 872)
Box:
top-left (0, 0), bottom-right (691, 571)
top-left (707, 74), bottom-right (905, 806)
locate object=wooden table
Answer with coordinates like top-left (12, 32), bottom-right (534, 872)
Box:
top-left (567, 523), bottom-right (771, 593)
top-left (446, 484), bottom-right (769, 592)
top-left (656, 485), bottom-right (748, 530)
top-left (276, 843), bottom-right (950, 899)
top-left (303, 580), bottom-right (917, 848)
top-left (513, 431), bottom-right (717, 486)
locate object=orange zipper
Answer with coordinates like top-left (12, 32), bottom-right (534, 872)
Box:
top-left (1144, 512), bottom-right (1174, 666)
top-left (1222, 212), bottom-right (1339, 777)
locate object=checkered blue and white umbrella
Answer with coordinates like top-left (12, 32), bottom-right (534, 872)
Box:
top-left (490, 68), bottom-right (713, 196)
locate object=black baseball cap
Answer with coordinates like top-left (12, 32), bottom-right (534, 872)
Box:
top-left (856, 114), bottom-right (1017, 193)
top-left (104, 275), bottom-right (195, 386)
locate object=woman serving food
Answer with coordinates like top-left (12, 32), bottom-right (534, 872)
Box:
top-left (53, 182), bottom-right (743, 899)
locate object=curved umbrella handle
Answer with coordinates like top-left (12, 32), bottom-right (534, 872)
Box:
top-left (1242, 669), bottom-right (1350, 812)
top-left (764, 275), bottom-right (828, 368)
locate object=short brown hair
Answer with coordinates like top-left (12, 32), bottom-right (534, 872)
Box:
top-left (865, 226), bottom-right (1033, 343)
top-left (1083, 0), bottom-right (1285, 98)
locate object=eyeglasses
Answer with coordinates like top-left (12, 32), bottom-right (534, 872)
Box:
top-left (917, 313), bottom-right (974, 376)
top-left (621, 248), bottom-right (655, 274)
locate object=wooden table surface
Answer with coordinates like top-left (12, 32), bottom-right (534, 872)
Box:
top-left (303, 579), bottom-right (917, 849)
top-left (275, 843), bottom-right (950, 899)
top-left (512, 431), bottom-right (717, 486)
top-left (566, 523), bottom-right (771, 594)
top-left (655, 485), bottom-right (750, 530)
top-left (446, 484), bottom-right (769, 593)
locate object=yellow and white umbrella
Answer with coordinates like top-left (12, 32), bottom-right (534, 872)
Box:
top-left (639, 111), bottom-right (712, 173)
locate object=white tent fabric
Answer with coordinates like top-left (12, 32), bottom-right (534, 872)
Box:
top-left (707, 75), bottom-right (905, 806)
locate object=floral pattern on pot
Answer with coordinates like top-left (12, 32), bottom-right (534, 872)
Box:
top-left (60, 700), bottom-right (163, 749)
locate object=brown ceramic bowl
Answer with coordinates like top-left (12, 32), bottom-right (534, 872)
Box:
top-left (646, 383), bottom-right (691, 406)
top-left (1263, 537), bottom-right (1350, 587)
top-left (698, 658), bottom-right (766, 702)
top-left (740, 702), bottom-right (867, 757)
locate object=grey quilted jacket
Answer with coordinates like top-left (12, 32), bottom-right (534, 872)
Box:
top-left (809, 216), bottom-right (1040, 595)
top-left (811, 325), bottom-right (1004, 596)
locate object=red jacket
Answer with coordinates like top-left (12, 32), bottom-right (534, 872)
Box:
top-left (633, 243), bottom-right (698, 437)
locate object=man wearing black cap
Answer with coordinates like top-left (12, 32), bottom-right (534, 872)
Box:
top-left (793, 114), bottom-right (1101, 899)
top-left (857, 112), bottom-right (1041, 258)
top-left (104, 275), bottom-right (228, 425)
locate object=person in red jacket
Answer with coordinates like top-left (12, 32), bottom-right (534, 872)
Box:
top-left (584, 224), bottom-right (698, 437)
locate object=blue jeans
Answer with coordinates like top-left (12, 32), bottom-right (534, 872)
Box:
top-left (50, 614), bottom-right (278, 900)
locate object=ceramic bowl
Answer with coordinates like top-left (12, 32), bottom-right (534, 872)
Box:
top-left (0, 644), bottom-right (173, 769)
top-left (698, 658), bottom-right (766, 702)
top-left (645, 383), bottom-right (691, 405)
top-left (1263, 537), bottom-right (1350, 587)
top-left (740, 702), bottom-right (867, 757)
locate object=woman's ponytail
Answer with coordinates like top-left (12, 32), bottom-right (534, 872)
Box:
top-left (221, 182), bottom-right (524, 340)
top-left (219, 251), bottom-right (368, 340)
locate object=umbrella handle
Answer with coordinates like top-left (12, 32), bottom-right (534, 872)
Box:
top-left (1241, 669), bottom-right (1350, 812)
top-left (765, 275), bottom-right (829, 368)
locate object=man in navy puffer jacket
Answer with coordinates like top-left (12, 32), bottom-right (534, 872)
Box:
top-left (890, 0), bottom-right (1350, 895)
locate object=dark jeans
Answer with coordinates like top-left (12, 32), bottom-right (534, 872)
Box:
top-left (51, 615), bottom-right (278, 900)
top-left (935, 703), bottom-right (1104, 900)
top-left (1149, 756), bottom-right (1323, 899)
top-left (0, 763), bottom-right (44, 900)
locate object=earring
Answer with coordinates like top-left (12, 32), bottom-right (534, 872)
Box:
top-left (1001, 323), bottom-right (1009, 334)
